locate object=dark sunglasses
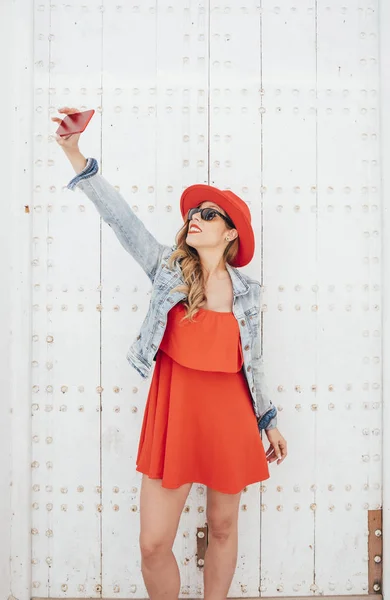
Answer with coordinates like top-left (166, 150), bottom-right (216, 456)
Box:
top-left (187, 207), bottom-right (235, 228)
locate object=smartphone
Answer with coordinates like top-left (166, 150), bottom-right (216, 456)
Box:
top-left (56, 109), bottom-right (95, 137)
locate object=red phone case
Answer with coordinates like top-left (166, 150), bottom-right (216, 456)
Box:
top-left (56, 109), bottom-right (95, 137)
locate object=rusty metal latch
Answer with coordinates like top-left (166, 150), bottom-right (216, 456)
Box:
top-left (196, 525), bottom-right (208, 568)
top-left (368, 508), bottom-right (382, 594)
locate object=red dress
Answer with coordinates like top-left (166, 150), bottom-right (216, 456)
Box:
top-left (135, 301), bottom-right (270, 494)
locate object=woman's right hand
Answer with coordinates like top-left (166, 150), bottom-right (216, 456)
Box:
top-left (52, 107), bottom-right (81, 152)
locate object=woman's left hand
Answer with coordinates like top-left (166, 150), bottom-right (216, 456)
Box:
top-left (264, 428), bottom-right (287, 465)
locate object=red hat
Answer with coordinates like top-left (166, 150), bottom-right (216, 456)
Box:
top-left (180, 184), bottom-right (255, 267)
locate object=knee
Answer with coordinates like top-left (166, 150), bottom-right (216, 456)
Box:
top-left (207, 515), bottom-right (236, 541)
top-left (139, 535), bottom-right (169, 561)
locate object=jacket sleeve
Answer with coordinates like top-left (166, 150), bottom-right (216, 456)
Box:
top-left (67, 158), bottom-right (172, 284)
top-left (253, 353), bottom-right (278, 431)
top-left (251, 291), bottom-right (278, 431)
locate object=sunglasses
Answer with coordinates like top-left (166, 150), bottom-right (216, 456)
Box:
top-left (187, 207), bottom-right (235, 228)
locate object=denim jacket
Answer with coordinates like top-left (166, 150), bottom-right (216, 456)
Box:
top-left (67, 158), bottom-right (278, 431)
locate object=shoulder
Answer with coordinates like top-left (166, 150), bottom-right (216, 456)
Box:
top-left (234, 271), bottom-right (262, 307)
top-left (240, 272), bottom-right (261, 289)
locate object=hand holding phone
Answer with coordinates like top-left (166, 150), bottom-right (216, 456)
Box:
top-left (52, 107), bottom-right (95, 152)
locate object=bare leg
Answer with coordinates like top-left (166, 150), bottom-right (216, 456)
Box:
top-left (203, 487), bottom-right (243, 600)
top-left (139, 474), bottom-right (193, 600)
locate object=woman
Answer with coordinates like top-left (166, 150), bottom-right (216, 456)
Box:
top-left (53, 107), bottom-right (287, 600)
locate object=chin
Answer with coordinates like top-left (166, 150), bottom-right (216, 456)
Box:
top-left (186, 235), bottom-right (198, 248)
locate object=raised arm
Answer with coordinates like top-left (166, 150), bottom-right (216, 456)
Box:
top-left (52, 107), bottom-right (171, 284)
top-left (66, 155), bottom-right (172, 284)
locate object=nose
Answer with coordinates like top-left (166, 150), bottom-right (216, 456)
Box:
top-left (190, 213), bottom-right (201, 225)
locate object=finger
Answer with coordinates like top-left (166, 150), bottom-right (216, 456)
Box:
top-left (272, 442), bottom-right (282, 460)
top-left (58, 107), bottom-right (78, 114)
top-left (276, 442), bottom-right (287, 464)
top-left (266, 447), bottom-right (278, 463)
top-left (268, 453), bottom-right (279, 464)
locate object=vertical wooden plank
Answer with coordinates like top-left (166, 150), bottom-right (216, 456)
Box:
top-left (100, 2), bottom-right (209, 598)
top-left (154, 3), bottom-right (210, 597)
top-left (31, 1), bottom-right (102, 596)
top-left (31, 3), bottom-right (54, 596)
top-left (0, 0), bottom-right (33, 597)
top-left (379, 0), bottom-right (390, 590)
top-left (209, 2), bottom-right (265, 596)
top-left (100, 4), bottom-right (159, 597)
top-left (315, 1), bottom-right (381, 593)
top-left (184, 4), bottom-right (213, 596)
top-left (260, 0), bottom-right (317, 594)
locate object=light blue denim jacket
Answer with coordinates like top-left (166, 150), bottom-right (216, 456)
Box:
top-left (67, 158), bottom-right (278, 431)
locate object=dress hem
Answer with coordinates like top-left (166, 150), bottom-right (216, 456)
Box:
top-left (136, 466), bottom-right (270, 495)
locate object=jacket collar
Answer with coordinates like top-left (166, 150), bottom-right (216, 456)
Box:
top-left (225, 262), bottom-right (250, 297)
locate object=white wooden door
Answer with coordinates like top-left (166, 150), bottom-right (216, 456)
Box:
top-left (1, 1), bottom-right (388, 599)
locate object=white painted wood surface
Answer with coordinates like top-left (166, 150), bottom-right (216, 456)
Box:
top-left (0, 0), bottom-right (388, 598)
top-left (1, 0), bottom-right (34, 598)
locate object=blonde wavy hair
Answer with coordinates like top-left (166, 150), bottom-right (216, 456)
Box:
top-left (166, 204), bottom-right (239, 323)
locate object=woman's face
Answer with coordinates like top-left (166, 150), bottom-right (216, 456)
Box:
top-left (185, 201), bottom-right (237, 250)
